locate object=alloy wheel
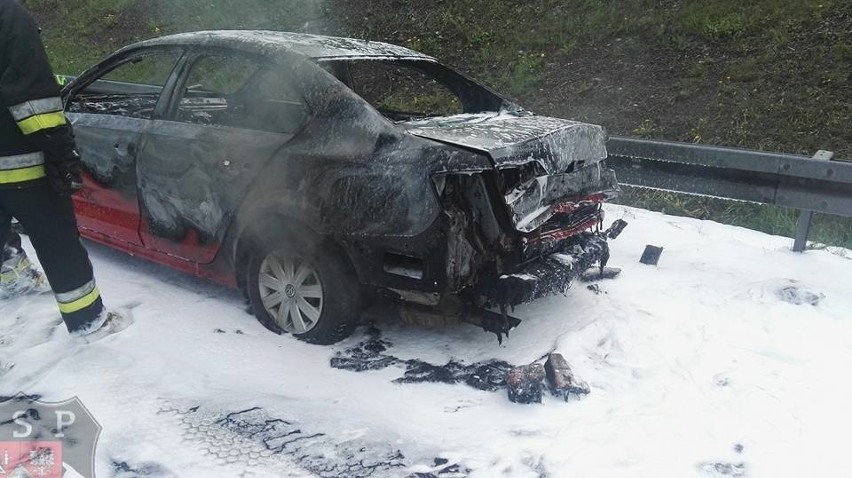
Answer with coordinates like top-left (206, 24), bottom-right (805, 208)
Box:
top-left (258, 252), bottom-right (324, 334)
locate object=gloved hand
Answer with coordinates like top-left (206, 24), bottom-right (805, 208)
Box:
top-left (44, 150), bottom-right (83, 196)
top-left (28, 124), bottom-right (84, 196)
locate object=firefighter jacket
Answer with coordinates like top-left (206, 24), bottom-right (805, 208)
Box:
top-left (0, 0), bottom-right (75, 188)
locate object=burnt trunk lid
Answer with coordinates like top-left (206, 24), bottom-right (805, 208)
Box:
top-left (404, 112), bottom-right (618, 233)
top-left (402, 112), bottom-right (608, 175)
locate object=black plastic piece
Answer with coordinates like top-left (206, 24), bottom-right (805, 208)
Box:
top-left (640, 245), bottom-right (664, 265)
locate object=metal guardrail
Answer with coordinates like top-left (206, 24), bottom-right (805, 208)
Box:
top-left (606, 136), bottom-right (852, 251)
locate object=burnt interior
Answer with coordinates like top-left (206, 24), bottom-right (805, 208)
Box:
top-left (69, 93), bottom-right (159, 119)
top-left (321, 59), bottom-right (510, 121)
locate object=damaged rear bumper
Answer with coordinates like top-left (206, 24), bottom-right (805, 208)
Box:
top-left (478, 219), bottom-right (627, 308)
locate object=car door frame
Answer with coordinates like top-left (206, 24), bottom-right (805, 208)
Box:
top-left (61, 46), bottom-right (188, 248)
top-left (134, 46), bottom-right (306, 264)
top-left (65, 45), bottom-right (190, 118)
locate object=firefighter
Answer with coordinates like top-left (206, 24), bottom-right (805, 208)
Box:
top-left (0, 0), bottom-right (132, 341)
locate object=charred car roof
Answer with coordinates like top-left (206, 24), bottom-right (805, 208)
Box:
top-left (129, 30), bottom-right (436, 61)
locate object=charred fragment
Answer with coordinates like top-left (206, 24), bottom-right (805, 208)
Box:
top-left (544, 353), bottom-right (591, 399)
top-left (580, 266), bottom-right (623, 282)
top-left (481, 233), bottom-right (610, 307)
top-left (640, 245), bottom-right (664, 265)
top-left (506, 364), bottom-right (546, 404)
top-left (458, 307), bottom-right (522, 344)
top-left (330, 328), bottom-right (515, 392)
top-left (478, 220), bottom-right (628, 308)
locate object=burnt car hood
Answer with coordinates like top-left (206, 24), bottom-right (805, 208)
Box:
top-left (401, 112), bottom-right (608, 175)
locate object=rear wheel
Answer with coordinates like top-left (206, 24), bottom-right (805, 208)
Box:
top-left (245, 230), bottom-right (361, 344)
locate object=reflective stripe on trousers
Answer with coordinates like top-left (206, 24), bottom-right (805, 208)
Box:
top-left (55, 279), bottom-right (101, 314)
top-left (55, 279), bottom-right (104, 331)
top-left (0, 152), bottom-right (46, 184)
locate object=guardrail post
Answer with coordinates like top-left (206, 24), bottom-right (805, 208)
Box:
top-left (792, 150), bottom-right (835, 252)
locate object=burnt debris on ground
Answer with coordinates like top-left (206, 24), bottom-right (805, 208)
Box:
top-left (777, 282), bottom-right (825, 306)
top-left (699, 462), bottom-right (747, 477)
top-left (213, 328), bottom-right (245, 334)
top-left (330, 327), bottom-right (513, 392)
top-left (331, 329), bottom-right (591, 405)
top-left (407, 457), bottom-right (470, 478)
top-left (640, 245), bottom-right (664, 265)
top-left (506, 363), bottom-right (546, 404)
top-left (580, 266), bottom-right (622, 282)
top-left (544, 353), bottom-right (591, 399)
top-left (112, 460), bottom-right (171, 477)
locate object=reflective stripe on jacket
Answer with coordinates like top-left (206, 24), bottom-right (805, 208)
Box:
top-left (0, 0), bottom-right (73, 187)
top-left (9, 96), bottom-right (67, 135)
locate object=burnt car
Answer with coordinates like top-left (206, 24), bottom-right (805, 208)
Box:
top-left (61, 31), bottom-right (624, 344)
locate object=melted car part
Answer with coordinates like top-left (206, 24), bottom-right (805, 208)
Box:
top-left (502, 162), bottom-right (620, 232)
top-left (70, 94), bottom-right (159, 119)
top-left (479, 220), bottom-right (628, 309)
top-left (460, 307), bottom-right (522, 344)
top-left (438, 174), bottom-right (505, 293)
top-left (382, 296), bottom-right (523, 344)
top-left (580, 266), bottom-right (623, 282)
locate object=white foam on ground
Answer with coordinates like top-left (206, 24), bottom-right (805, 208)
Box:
top-left (1, 204), bottom-right (850, 477)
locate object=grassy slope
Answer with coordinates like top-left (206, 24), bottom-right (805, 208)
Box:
top-left (21, 0), bottom-right (852, 248)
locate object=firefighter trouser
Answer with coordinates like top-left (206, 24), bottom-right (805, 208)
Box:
top-left (0, 179), bottom-right (104, 332)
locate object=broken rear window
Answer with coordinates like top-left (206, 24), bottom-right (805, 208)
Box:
top-left (346, 60), bottom-right (462, 120)
top-left (324, 59), bottom-right (507, 121)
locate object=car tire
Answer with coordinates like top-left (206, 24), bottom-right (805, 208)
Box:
top-left (245, 228), bottom-right (361, 345)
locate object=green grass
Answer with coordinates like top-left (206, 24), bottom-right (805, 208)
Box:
top-left (20, 0), bottom-right (852, 249)
top-left (24, 0), bottom-right (138, 74)
top-left (24, 0), bottom-right (329, 74)
top-left (614, 188), bottom-right (852, 249)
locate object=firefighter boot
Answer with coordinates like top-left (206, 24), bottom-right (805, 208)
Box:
top-left (72, 308), bottom-right (134, 344)
top-left (0, 244), bottom-right (49, 299)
